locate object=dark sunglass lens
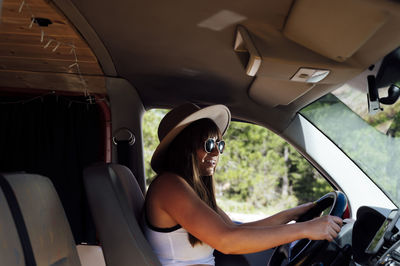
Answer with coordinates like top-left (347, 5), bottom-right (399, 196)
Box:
top-left (205, 139), bottom-right (215, 153)
top-left (218, 141), bottom-right (225, 153)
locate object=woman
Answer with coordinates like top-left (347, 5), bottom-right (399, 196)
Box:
top-left (144, 103), bottom-right (342, 266)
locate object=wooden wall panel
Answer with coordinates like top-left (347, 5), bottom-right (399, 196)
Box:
top-left (0, 0), bottom-right (106, 94)
top-left (0, 56), bottom-right (104, 74)
top-left (0, 32), bottom-right (87, 48)
top-left (0, 43), bottom-right (96, 61)
top-left (0, 69), bottom-right (107, 94)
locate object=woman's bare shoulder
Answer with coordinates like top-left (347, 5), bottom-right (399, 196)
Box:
top-left (148, 172), bottom-right (193, 199)
top-left (146, 172), bottom-right (201, 224)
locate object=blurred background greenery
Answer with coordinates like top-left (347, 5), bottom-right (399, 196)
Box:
top-left (143, 109), bottom-right (332, 219)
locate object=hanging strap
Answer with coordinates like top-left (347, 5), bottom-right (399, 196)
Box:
top-left (0, 174), bottom-right (36, 266)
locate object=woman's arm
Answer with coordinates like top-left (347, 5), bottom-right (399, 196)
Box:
top-left (217, 202), bottom-right (315, 227)
top-left (242, 202), bottom-right (316, 227)
top-left (154, 173), bottom-right (342, 255)
top-left (217, 207), bottom-right (233, 224)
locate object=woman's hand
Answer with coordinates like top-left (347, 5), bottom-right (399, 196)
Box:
top-left (303, 215), bottom-right (343, 242)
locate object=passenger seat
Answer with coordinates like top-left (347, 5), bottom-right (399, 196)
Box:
top-left (83, 163), bottom-right (160, 266)
top-left (0, 173), bottom-right (81, 266)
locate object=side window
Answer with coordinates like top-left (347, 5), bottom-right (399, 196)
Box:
top-left (143, 109), bottom-right (332, 222)
top-left (142, 109), bottom-right (168, 184)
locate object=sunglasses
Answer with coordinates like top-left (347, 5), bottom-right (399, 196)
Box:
top-left (204, 138), bottom-right (225, 154)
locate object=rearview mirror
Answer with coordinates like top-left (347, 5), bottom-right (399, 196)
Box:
top-left (367, 48), bottom-right (400, 114)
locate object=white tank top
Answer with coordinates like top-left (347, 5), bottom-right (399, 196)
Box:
top-left (144, 219), bottom-right (215, 266)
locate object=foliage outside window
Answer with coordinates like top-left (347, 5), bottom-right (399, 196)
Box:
top-left (301, 86), bottom-right (400, 206)
top-left (143, 109), bottom-right (332, 219)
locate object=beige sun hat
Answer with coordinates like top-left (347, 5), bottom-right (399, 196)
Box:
top-left (150, 103), bottom-right (231, 173)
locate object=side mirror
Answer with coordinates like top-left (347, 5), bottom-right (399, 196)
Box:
top-left (368, 48), bottom-right (400, 114)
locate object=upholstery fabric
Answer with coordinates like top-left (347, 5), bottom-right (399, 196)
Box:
top-left (84, 163), bottom-right (161, 266)
top-left (0, 173), bottom-right (81, 266)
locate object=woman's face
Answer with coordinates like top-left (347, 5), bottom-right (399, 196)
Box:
top-left (196, 136), bottom-right (222, 176)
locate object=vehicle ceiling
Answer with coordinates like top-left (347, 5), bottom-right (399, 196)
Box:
top-left (1, 0), bottom-right (400, 132)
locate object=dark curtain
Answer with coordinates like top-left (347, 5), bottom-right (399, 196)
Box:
top-left (0, 94), bottom-right (102, 244)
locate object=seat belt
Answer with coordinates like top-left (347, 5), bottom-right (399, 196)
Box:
top-left (0, 174), bottom-right (37, 266)
top-left (116, 140), bottom-right (131, 168)
top-left (112, 128), bottom-right (145, 193)
top-left (112, 128), bottom-right (136, 169)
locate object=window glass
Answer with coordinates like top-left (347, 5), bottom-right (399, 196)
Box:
top-left (143, 109), bottom-right (332, 221)
top-left (332, 84), bottom-right (400, 136)
top-left (142, 109), bottom-right (168, 184)
top-left (300, 86), bottom-right (400, 206)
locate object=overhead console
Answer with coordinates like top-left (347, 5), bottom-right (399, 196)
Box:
top-left (236, 0), bottom-right (400, 108)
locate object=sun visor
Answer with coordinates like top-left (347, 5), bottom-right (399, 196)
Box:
top-left (283, 0), bottom-right (388, 62)
top-left (235, 25), bottom-right (362, 107)
top-left (249, 77), bottom-right (314, 107)
top-left (235, 0), bottom-right (400, 108)
top-left (234, 25), bottom-right (362, 82)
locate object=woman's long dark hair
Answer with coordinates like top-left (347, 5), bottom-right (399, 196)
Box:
top-left (163, 118), bottom-right (221, 246)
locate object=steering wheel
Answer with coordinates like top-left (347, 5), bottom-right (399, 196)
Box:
top-left (268, 191), bottom-right (348, 266)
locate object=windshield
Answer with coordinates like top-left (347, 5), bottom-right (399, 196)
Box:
top-left (300, 84), bottom-right (400, 207)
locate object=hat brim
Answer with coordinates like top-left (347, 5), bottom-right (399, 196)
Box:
top-left (150, 104), bottom-right (231, 173)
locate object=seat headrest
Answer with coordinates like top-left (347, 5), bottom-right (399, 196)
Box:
top-left (84, 163), bottom-right (161, 266)
top-left (0, 173), bottom-right (81, 266)
top-left (107, 164), bottom-right (145, 221)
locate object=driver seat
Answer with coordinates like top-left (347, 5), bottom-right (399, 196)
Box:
top-left (83, 163), bottom-right (160, 266)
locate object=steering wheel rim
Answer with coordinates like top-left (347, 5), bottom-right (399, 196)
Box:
top-left (267, 191), bottom-right (347, 266)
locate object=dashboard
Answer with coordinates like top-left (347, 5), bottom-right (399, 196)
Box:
top-left (352, 206), bottom-right (400, 265)
top-left (265, 193), bottom-right (400, 266)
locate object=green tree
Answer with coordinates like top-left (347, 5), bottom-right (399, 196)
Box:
top-left (142, 109), bottom-right (167, 185)
top-left (143, 109), bottom-right (332, 214)
top-left (302, 93), bottom-right (400, 204)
